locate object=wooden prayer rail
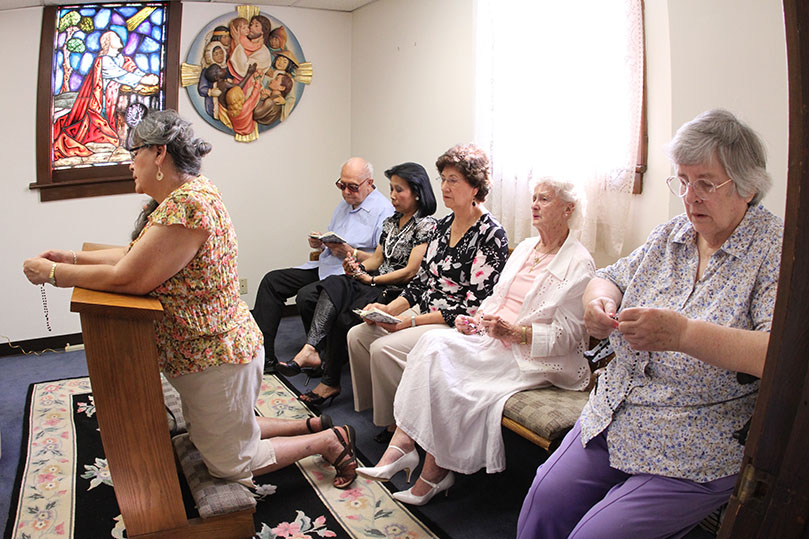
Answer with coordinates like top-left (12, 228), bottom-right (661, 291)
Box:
top-left (70, 243), bottom-right (254, 538)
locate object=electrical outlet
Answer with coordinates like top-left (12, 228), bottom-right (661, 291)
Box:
top-left (239, 278), bottom-right (248, 295)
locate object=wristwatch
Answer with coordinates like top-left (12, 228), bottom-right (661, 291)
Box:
top-left (411, 315), bottom-right (417, 328)
top-left (48, 263), bottom-right (58, 286)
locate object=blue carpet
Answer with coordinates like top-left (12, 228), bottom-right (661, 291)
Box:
top-left (2, 317), bottom-right (715, 538)
top-left (1, 349), bottom-right (89, 531)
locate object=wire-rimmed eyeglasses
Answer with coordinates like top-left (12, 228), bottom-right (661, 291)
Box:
top-left (665, 176), bottom-right (733, 199)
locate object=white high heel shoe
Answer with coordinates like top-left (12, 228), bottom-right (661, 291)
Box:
top-left (392, 471), bottom-right (455, 506)
top-left (356, 445), bottom-right (419, 483)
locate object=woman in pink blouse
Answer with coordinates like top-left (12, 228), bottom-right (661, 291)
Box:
top-left (356, 179), bottom-right (594, 506)
top-left (24, 110), bottom-right (358, 490)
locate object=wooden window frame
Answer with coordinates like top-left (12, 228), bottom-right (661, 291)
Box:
top-left (31, 2), bottom-right (181, 202)
top-left (633, 0), bottom-right (648, 194)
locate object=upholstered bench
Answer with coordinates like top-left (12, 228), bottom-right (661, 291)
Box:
top-left (161, 376), bottom-right (257, 528)
top-left (501, 386), bottom-right (591, 452)
top-left (501, 337), bottom-right (612, 452)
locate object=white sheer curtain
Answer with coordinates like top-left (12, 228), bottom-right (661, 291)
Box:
top-left (476, 0), bottom-right (645, 255)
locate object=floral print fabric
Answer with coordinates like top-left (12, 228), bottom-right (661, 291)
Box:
top-left (401, 212), bottom-right (509, 325)
top-left (375, 212), bottom-right (437, 276)
top-left (580, 203), bottom-right (783, 481)
top-left (132, 176), bottom-right (262, 377)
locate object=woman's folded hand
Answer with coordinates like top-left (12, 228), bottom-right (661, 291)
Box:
top-left (618, 307), bottom-right (687, 352)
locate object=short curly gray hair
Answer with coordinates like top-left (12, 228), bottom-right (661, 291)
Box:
top-left (665, 109), bottom-right (771, 205)
top-left (529, 176), bottom-right (584, 230)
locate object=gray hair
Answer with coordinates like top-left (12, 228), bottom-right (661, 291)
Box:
top-left (529, 176), bottom-right (584, 230)
top-left (342, 157), bottom-right (374, 181)
top-left (665, 109), bottom-right (771, 205)
top-left (132, 110), bottom-right (212, 176)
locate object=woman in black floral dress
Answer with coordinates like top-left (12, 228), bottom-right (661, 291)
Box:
top-left (277, 162), bottom-right (438, 406)
top-left (347, 144), bottom-right (509, 439)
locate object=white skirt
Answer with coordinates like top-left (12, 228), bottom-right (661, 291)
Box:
top-left (393, 329), bottom-right (553, 474)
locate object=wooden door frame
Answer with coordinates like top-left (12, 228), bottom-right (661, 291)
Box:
top-left (719, 1), bottom-right (809, 536)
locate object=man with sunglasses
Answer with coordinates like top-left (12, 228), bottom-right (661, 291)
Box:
top-left (253, 157), bottom-right (394, 373)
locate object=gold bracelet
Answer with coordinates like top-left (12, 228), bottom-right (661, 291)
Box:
top-left (520, 325), bottom-right (528, 345)
top-left (71, 250), bottom-right (78, 264)
top-left (48, 262), bottom-right (58, 287)
top-left (352, 248), bottom-right (358, 258)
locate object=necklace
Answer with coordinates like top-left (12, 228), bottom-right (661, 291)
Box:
top-left (529, 234), bottom-right (566, 271)
top-left (383, 216), bottom-right (416, 259)
top-left (529, 252), bottom-right (551, 271)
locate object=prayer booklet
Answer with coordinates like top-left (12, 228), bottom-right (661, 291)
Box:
top-left (310, 231), bottom-right (346, 243)
top-left (352, 307), bottom-right (402, 325)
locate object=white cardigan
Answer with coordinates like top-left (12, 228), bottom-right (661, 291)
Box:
top-left (477, 233), bottom-right (595, 388)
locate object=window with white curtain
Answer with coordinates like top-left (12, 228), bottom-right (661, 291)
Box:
top-left (476, 0), bottom-right (645, 256)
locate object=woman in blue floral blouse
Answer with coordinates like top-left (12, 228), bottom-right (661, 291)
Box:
top-left (347, 144), bottom-right (509, 440)
top-left (518, 109), bottom-right (783, 538)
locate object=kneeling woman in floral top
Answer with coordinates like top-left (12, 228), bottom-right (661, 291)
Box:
top-left (24, 110), bottom-right (358, 489)
top-left (347, 144), bottom-right (509, 439)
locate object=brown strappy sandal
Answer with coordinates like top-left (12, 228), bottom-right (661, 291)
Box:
top-left (328, 425), bottom-right (357, 489)
top-left (305, 414), bottom-right (333, 433)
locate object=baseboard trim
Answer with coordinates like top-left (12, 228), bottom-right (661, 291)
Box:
top-left (0, 332), bottom-right (83, 358)
top-left (4, 307), bottom-right (300, 358)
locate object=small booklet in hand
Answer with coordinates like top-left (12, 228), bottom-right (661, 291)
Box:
top-left (352, 307), bottom-right (402, 325)
top-left (310, 231), bottom-right (346, 244)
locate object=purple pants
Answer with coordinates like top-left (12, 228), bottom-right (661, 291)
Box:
top-left (517, 421), bottom-right (736, 539)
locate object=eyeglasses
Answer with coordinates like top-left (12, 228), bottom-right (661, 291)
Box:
top-left (666, 176), bottom-right (733, 199)
top-left (129, 144), bottom-right (150, 160)
top-left (335, 177), bottom-right (371, 193)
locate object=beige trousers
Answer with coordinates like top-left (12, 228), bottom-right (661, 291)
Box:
top-left (168, 347), bottom-right (275, 486)
top-left (347, 306), bottom-right (448, 426)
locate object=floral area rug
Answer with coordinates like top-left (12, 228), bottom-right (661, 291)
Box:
top-left (5, 376), bottom-right (442, 539)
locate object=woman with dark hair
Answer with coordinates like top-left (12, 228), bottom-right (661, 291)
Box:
top-left (347, 144), bottom-right (509, 441)
top-left (24, 110), bottom-right (359, 490)
top-left (278, 162), bottom-right (438, 406)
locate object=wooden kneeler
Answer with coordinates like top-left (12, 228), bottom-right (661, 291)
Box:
top-left (71, 249), bottom-right (255, 538)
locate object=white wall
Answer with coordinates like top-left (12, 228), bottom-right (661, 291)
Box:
top-left (626, 0), bottom-right (788, 265)
top-left (351, 0), bottom-right (476, 220)
top-left (0, 0), bottom-right (790, 344)
top-left (666, 0), bottom-right (788, 221)
top-left (1, 3), bottom-right (351, 342)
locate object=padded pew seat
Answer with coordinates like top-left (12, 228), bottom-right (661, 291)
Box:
top-left (502, 386), bottom-right (591, 452)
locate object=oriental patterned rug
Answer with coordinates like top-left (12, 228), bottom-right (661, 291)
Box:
top-left (5, 375), bottom-right (443, 539)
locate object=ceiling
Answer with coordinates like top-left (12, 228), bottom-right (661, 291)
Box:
top-left (2, 0), bottom-right (377, 13)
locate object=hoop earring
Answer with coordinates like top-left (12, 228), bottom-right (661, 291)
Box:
top-left (156, 167), bottom-right (164, 182)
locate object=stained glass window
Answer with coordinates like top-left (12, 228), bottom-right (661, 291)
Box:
top-left (33, 2), bottom-right (180, 202)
